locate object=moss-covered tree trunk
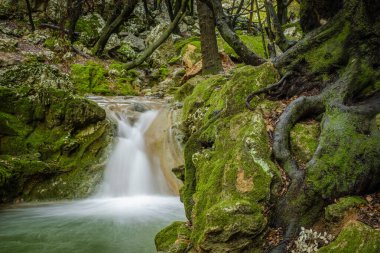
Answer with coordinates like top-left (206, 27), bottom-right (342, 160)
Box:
top-left (263, 0), bottom-right (380, 251)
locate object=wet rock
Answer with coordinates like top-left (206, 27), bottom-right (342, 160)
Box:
top-left (133, 103), bottom-right (148, 113)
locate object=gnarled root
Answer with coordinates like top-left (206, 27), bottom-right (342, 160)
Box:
top-left (245, 72), bottom-right (293, 111)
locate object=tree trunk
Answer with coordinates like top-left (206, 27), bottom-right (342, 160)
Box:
top-left (208, 0), bottom-right (265, 66)
top-left (265, 0), bottom-right (292, 51)
top-left (25, 0), bottom-right (35, 31)
top-left (231, 0), bottom-right (245, 28)
top-left (254, 0), bottom-right (268, 58)
top-left (165, 0), bottom-right (181, 34)
top-left (124, 0), bottom-right (188, 70)
top-left (93, 0), bottom-right (138, 56)
top-left (68, 0), bottom-right (84, 43)
top-left (276, 0), bottom-right (288, 24)
top-left (197, 0), bottom-right (223, 74)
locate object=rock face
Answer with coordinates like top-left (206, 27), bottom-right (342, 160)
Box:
top-left (0, 62), bottom-right (112, 203)
top-left (155, 64), bottom-right (282, 252)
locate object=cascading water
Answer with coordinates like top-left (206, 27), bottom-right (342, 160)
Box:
top-left (99, 110), bottom-right (170, 197)
top-left (0, 96), bottom-right (185, 253)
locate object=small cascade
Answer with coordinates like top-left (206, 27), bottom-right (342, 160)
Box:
top-left (99, 109), bottom-right (171, 197)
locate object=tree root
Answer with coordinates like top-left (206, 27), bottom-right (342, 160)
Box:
top-left (245, 71), bottom-right (293, 111)
top-left (269, 94), bottom-right (325, 253)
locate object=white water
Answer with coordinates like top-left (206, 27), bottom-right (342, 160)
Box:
top-left (99, 110), bottom-right (170, 197)
top-left (0, 97), bottom-right (185, 253)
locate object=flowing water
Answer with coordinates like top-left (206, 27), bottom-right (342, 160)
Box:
top-left (0, 96), bottom-right (185, 253)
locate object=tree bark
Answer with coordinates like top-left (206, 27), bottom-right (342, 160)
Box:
top-left (208, 0), bottom-right (265, 66)
top-left (25, 0), bottom-right (35, 31)
top-left (276, 0), bottom-right (288, 24)
top-left (231, 0), bottom-right (245, 28)
top-left (265, 0), bottom-right (292, 51)
top-left (197, 0), bottom-right (223, 74)
top-left (68, 0), bottom-right (84, 43)
top-left (93, 0), bottom-right (138, 56)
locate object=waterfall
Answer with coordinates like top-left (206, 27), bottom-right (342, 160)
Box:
top-left (99, 109), bottom-right (171, 197)
top-left (0, 96), bottom-right (186, 253)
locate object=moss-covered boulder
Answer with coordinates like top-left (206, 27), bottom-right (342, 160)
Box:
top-left (76, 13), bottom-right (106, 47)
top-left (70, 61), bottom-right (137, 96)
top-left (155, 221), bottom-right (190, 253)
top-left (324, 196), bottom-right (366, 222)
top-left (318, 221), bottom-right (380, 253)
top-left (0, 62), bottom-right (112, 203)
top-left (158, 63), bottom-right (282, 252)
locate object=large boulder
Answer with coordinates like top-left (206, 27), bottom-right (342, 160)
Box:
top-left (0, 62), bottom-right (112, 203)
top-left (158, 63), bottom-right (283, 252)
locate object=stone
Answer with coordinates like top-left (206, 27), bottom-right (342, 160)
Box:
top-left (318, 221), bottom-right (380, 253)
top-left (0, 62), bottom-right (112, 203)
top-left (76, 13), bottom-right (106, 46)
top-left (105, 34), bottom-right (121, 51)
top-left (324, 196), bottom-right (366, 222)
top-left (122, 33), bottom-right (145, 51)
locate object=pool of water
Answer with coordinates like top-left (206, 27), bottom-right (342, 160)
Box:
top-left (0, 196), bottom-right (185, 253)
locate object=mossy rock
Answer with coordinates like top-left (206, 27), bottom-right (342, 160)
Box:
top-left (325, 196), bottom-right (366, 222)
top-left (70, 61), bottom-right (137, 96)
top-left (0, 62), bottom-right (113, 203)
top-left (175, 63), bottom-right (282, 251)
top-left (305, 108), bottom-right (380, 199)
top-left (155, 221), bottom-right (190, 253)
top-left (318, 221), bottom-right (380, 253)
top-left (76, 13), bottom-right (105, 47)
top-left (290, 121), bottom-right (320, 164)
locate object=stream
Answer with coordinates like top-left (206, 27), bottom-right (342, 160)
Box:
top-left (0, 96), bottom-right (185, 253)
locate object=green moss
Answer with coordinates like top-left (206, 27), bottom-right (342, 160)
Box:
top-left (177, 63), bottom-right (282, 251)
top-left (70, 61), bottom-right (138, 96)
top-left (70, 61), bottom-right (107, 94)
top-left (290, 121), bottom-right (320, 164)
top-left (155, 221), bottom-right (187, 252)
top-left (116, 43), bottom-right (137, 61)
top-left (325, 196), bottom-right (366, 222)
top-left (306, 108), bottom-right (380, 199)
top-left (76, 13), bottom-right (105, 46)
top-left (319, 221), bottom-right (380, 253)
top-left (218, 34), bottom-right (266, 59)
top-left (0, 63), bottom-right (112, 202)
top-left (303, 23), bottom-right (350, 73)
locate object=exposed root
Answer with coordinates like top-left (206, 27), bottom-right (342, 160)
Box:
top-left (245, 72), bottom-right (293, 111)
top-left (268, 95), bottom-right (325, 253)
